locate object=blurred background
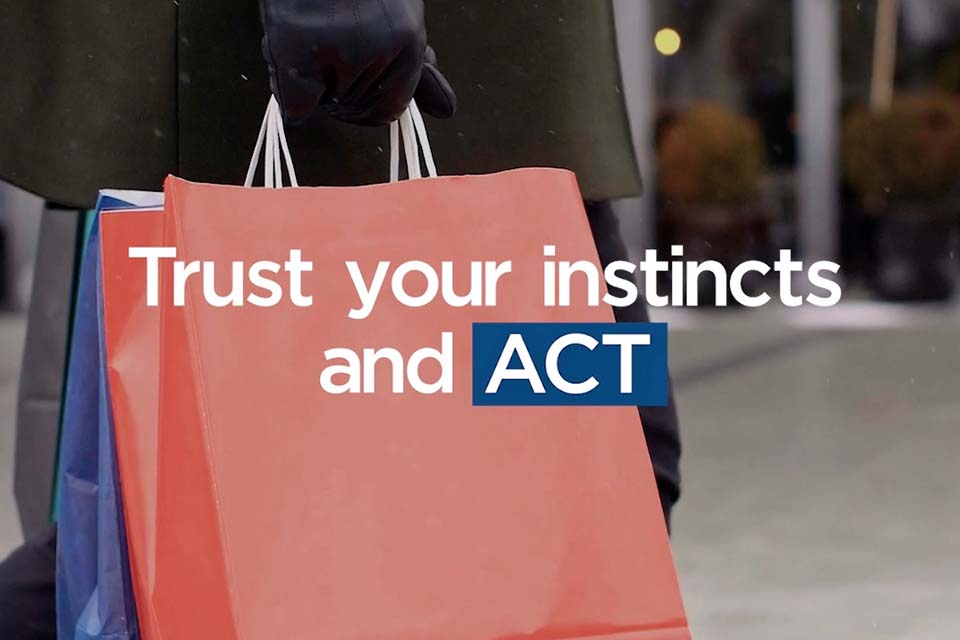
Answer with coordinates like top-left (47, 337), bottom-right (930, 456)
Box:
top-left (1, 1), bottom-right (959, 638)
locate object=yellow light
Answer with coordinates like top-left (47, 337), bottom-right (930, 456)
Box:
top-left (655, 28), bottom-right (682, 56)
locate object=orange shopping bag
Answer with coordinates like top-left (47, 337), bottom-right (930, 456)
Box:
top-left (99, 201), bottom-right (166, 640)
top-left (121, 100), bottom-right (689, 639)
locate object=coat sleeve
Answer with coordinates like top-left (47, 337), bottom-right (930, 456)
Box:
top-left (584, 201), bottom-right (682, 529)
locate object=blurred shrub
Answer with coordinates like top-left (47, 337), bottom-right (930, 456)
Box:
top-left (657, 103), bottom-right (765, 206)
top-left (843, 92), bottom-right (960, 208)
top-left (934, 48), bottom-right (960, 94)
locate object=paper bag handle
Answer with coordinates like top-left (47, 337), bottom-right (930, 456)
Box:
top-left (245, 97), bottom-right (437, 189)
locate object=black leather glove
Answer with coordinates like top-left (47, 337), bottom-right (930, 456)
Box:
top-left (259, 0), bottom-right (456, 126)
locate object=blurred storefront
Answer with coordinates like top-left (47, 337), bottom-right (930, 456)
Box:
top-left (616, 0), bottom-right (960, 304)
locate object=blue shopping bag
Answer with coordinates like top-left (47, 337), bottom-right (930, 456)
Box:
top-left (56, 191), bottom-right (160, 640)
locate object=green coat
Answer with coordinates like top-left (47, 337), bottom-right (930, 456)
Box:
top-left (0, 0), bottom-right (639, 208)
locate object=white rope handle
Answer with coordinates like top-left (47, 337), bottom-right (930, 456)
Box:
top-left (390, 99), bottom-right (438, 182)
top-left (245, 96), bottom-right (299, 188)
top-left (245, 96), bottom-right (436, 187)
top-left (401, 110), bottom-right (421, 180)
top-left (409, 100), bottom-right (437, 177)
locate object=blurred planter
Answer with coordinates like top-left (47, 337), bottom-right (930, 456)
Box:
top-left (844, 93), bottom-right (960, 301)
top-left (658, 203), bottom-right (770, 306)
top-left (872, 202), bottom-right (958, 302)
top-left (657, 104), bottom-right (769, 306)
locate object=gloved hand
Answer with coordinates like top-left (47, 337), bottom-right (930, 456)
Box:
top-left (259, 0), bottom-right (457, 126)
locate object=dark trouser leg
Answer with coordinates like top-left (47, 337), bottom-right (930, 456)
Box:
top-left (585, 200), bottom-right (682, 529)
top-left (15, 205), bottom-right (85, 540)
top-left (0, 529), bottom-right (57, 640)
top-left (7, 203), bottom-right (85, 638)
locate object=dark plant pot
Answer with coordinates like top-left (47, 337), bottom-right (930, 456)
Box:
top-left (872, 204), bottom-right (958, 302)
top-left (658, 203), bottom-right (770, 308)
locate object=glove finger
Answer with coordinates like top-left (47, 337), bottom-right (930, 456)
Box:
top-left (273, 70), bottom-right (325, 125)
top-left (332, 46), bottom-right (423, 125)
top-left (424, 44), bottom-right (439, 67)
top-left (340, 60), bottom-right (389, 108)
top-left (414, 61), bottom-right (456, 119)
top-left (263, 34), bottom-right (324, 124)
top-left (329, 78), bottom-right (415, 126)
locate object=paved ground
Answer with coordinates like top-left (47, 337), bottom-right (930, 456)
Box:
top-left (0, 304), bottom-right (958, 637)
top-left (661, 306), bottom-right (960, 639)
top-left (0, 315), bottom-right (26, 556)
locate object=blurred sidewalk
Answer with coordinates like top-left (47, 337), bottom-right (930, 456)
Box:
top-left (0, 314), bottom-right (26, 556)
top-left (663, 304), bottom-right (960, 640)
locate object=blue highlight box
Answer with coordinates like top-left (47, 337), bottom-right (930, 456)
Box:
top-left (472, 323), bottom-right (668, 407)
